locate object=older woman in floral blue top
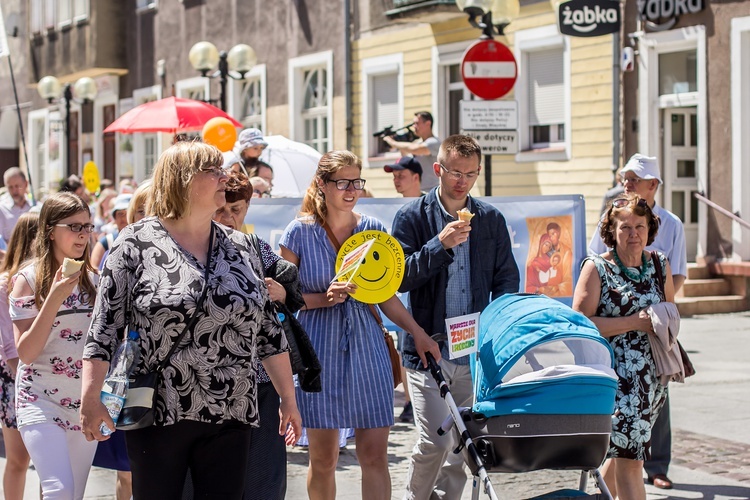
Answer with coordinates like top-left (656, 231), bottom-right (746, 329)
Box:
top-left (573, 194), bottom-right (675, 500)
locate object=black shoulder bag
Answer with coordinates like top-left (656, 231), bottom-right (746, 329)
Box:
top-left (118, 224), bottom-right (215, 430)
top-left (650, 250), bottom-right (696, 378)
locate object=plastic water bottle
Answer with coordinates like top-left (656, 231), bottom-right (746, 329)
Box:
top-left (99, 330), bottom-right (140, 436)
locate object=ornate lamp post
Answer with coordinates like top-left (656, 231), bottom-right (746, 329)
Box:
top-left (37, 75), bottom-right (98, 177)
top-left (188, 41), bottom-right (257, 111)
top-left (456, 0), bottom-right (520, 37)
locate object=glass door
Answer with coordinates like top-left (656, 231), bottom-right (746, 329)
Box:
top-left (662, 107), bottom-right (698, 261)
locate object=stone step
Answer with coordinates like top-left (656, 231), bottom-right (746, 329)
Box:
top-left (686, 263), bottom-right (713, 280)
top-left (676, 295), bottom-right (749, 317)
top-left (677, 278), bottom-right (732, 298)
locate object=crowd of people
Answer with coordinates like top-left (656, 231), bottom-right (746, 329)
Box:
top-left (0, 122), bottom-right (687, 500)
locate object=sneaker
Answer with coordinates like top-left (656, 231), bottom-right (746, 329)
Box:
top-left (399, 401), bottom-right (414, 423)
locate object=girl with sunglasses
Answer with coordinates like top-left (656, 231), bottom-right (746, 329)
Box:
top-left (279, 150), bottom-right (440, 500)
top-left (9, 192), bottom-right (99, 499)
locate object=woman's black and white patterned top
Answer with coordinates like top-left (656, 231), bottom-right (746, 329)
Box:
top-left (83, 217), bottom-right (288, 427)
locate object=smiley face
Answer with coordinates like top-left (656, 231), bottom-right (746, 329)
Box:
top-left (335, 230), bottom-right (405, 304)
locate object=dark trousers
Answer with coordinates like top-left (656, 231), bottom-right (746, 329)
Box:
top-left (244, 381), bottom-right (287, 500)
top-left (125, 419), bottom-right (252, 500)
top-left (645, 389), bottom-right (672, 477)
top-left (182, 382), bottom-right (287, 500)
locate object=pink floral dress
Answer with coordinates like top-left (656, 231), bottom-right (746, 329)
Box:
top-left (9, 265), bottom-right (97, 431)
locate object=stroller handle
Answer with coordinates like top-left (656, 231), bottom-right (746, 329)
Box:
top-left (425, 353), bottom-right (449, 398)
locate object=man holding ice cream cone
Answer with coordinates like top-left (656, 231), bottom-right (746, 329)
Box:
top-left (391, 134), bottom-right (520, 500)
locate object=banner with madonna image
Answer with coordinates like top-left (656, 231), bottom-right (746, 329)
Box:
top-left (245, 194), bottom-right (587, 308)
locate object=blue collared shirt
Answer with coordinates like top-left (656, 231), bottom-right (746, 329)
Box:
top-left (435, 191), bottom-right (473, 365)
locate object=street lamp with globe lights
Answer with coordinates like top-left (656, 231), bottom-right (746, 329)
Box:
top-left (37, 75), bottom-right (98, 177)
top-left (456, 0), bottom-right (520, 37)
top-left (188, 41), bottom-right (257, 112)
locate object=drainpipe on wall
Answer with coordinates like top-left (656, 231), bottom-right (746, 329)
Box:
top-left (344, 0), bottom-right (352, 150)
top-left (612, 30), bottom-right (621, 187)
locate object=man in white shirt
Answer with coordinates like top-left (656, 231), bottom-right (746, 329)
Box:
top-left (589, 153), bottom-right (686, 490)
top-left (384, 111), bottom-right (441, 192)
top-left (0, 167), bottom-right (32, 244)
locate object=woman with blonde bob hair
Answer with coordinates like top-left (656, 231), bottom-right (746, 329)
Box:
top-left (279, 150), bottom-right (440, 500)
top-left (10, 192), bottom-right (99, 499)
top-left (126, 179), bottom-right (152, 225)
top-left (81, 141), bottom-right (301, 499)
top-left (573, 193), bottom-right (673, 500)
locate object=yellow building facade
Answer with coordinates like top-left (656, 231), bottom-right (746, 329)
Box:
top-left (352, 2), bottom-right (616, 234)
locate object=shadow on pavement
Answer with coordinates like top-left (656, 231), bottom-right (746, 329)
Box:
top-left (651, 483), bottom-right (750, 499)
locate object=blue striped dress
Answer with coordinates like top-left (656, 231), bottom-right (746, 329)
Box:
top-left (280, 214), bottom-right (394, 429)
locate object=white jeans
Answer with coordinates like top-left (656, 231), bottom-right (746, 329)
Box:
top-left (20, 423), bottom-right (98, 500)
top-left (403, 361), bottom-right (474, 500)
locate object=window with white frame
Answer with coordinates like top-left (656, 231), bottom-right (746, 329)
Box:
top-left (370, 73), bottom-right (399, 155)
top-left (136, 0), bottom-right (158, 13)
top-left (433, 41), bottom-right (475, 141)
top-left (73, 0), bottom-right (89, 21)
top-left (30, 0), bottom-right (43, 34)
top-left (29, 111), bottom-right (48, 193)
top-left (58, 0), bottom-right (72, 28)
top-left (514, 25), bottom-right (571, 161)
top-left (228, 64), bottom-right (266, 132)
top-left (132, 86), bottom-right (162, 181)
top-left (239, 78), bottom-right (263, 130)
top-left (527, 48), bottom-right (565, 148)
top-left (302, 67), bottom-right (328, 152)
top-left (44, 0), bottom-right (56, 30)
top-left (289, 52), bottom-right (333, 154)
top-left (176, 77), bottom-right (209, 102)
top-left (362, 54), bottom-right (403, 158)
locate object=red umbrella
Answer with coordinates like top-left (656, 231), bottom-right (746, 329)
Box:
top-left (103, 96), bottom-right (242, 134)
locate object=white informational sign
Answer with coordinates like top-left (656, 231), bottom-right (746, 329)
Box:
top-left (461, 130), bottom-right (518, 155)
top-left (460, 100), bottom-right (518, 130)
top-left (446, 313), bottom-right (480, 359)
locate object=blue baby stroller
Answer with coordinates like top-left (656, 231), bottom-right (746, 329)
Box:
top-left (428, 294), bottom-right (617, 499)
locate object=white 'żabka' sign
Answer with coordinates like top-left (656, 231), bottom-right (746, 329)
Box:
top-left (638, 0), bottom-right (706, 31)
top-left (557, 0), bottom-right (620, 37)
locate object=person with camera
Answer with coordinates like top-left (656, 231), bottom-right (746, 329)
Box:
top-left (384, 111), bottom-right (441, 192)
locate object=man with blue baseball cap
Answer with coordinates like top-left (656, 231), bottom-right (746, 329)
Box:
top-left (384, 157), bottom-right (425, 198)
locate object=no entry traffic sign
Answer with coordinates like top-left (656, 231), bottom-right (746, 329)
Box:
top-left (461, 39), bottom-right (517, 100)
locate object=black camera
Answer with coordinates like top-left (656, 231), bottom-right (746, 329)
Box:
top-left (373, 124), bottom-right (417, 143)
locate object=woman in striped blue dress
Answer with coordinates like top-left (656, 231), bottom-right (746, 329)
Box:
top-left (280, 150), bottom-right (440, 500)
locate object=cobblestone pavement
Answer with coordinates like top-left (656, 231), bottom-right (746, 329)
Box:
top-left (672, 429), bottom-right (750, 484)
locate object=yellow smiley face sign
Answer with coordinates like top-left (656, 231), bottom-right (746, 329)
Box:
top-left (335, 230), bottom-right (405, 304)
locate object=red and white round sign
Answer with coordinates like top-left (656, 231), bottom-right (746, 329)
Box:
top-left (461, 39), bottom-right (518, 100)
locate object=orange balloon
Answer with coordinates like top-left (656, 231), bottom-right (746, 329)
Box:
top-left (202, 117), bottom-right (237, 152)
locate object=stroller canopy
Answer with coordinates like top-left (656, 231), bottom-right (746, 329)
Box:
top-left (473, 294), bottom-right (617, 418)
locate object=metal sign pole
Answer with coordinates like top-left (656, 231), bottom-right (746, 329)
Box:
top-left (484, 154), bottom-right (492, 196)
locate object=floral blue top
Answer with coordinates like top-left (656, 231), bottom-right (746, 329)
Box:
top-left (587, 252), bottom-right (668, 460)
